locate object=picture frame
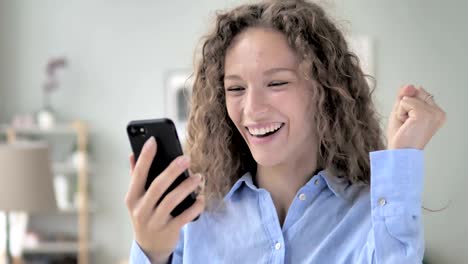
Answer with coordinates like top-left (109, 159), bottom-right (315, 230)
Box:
top-left (347, 35), bottom-right (374, 77)
top-left (164, 70), bottom-right (194, 144)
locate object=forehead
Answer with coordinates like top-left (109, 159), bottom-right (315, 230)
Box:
top-left (224, 27), bottom-right (300, 73)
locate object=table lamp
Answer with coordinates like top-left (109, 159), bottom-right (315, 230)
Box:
top-left (0, 142), bottom-right (57, 264)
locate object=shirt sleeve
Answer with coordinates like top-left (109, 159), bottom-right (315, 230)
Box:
top-left (129, 226), bottom-right (185, 264)
top-left (361, 149), bottom-right (425, 263)
top-left (129, 240), bottom-right (152, 264)
top-left (171, 225), bottom-right (185, 263)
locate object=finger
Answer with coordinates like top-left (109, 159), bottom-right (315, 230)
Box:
top-left (397, 84), bottom-right (417, 100)
top-left (399, 96), bottom-right (432, 119)
top-left (415, 86), bottom-right (436, 106)
top-left (399, 95), bottom-right (447, 133)
top-left (169, 194), bottom-right (206, 230)
top-left (153, 173), bottom-right (202, 223)
top-left (408, 91), bottom-right (447, 128)
top-left (396, 100), bottom-right (409, 123)
top-left (126, 137), bottom-right (157, 208)
top-left (139, 155), bottom-right (191, 219)
top-left (391, 84), bottom-right (417, 115)
top-left (129, 153), bottom-right (136, 173)
top-left (125, 153), bottom-right (138, 209)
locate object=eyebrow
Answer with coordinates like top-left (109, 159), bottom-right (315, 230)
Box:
top-left (224, 67), bottom-right (297, 80)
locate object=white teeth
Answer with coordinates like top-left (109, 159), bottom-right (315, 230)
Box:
top-left (247, 123), bottom-right (282, 136)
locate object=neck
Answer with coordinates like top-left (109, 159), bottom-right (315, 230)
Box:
top-left (256, 155), bottom-right (319, 198)
top-left (254, 148), bottom-right (319, 225)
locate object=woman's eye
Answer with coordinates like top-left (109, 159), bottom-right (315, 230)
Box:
top-left (268, 81), bottom-right (289, 87)
top-left (226, 87), bottom-right (245, 92)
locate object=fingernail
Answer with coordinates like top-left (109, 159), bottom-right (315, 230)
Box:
top-left (177, 155), bottom-right (190, 166)
top-left (144, 136), bottom-right (156, 149)
top-left (196, 173), bottom-right (203, 181)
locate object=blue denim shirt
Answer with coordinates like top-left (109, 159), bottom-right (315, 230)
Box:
top-left (130, 149), bottom-right (425, 263)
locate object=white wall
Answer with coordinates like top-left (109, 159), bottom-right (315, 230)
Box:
top-left (334, 1), bottom-right (468, 263)
top-left (0, 0), bottom-right (466, 263)
top-left (0, 1), bottom-right (9, 122)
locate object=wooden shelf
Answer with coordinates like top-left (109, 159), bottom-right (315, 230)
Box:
top-left (29, 204), bottom-right (97, 214)
top-left (53, 162), bottom-right (78, 175)
top-left (53, 162), bottom-right (93, 175)
top-left (4, 121), bottom-right (91, 264)
top-left (0, 124), bottom-right (77, 135)
top-left (58, 204), bottom-right (97, 214)
top-left (23, 241), bottom-right (95, 255)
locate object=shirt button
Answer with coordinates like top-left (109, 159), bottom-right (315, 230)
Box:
top-left (275, 242), bottom-right (282, 250)
top-left (298, 193), bottom-right (306, 201)
top-left (378, 198), bottom-right (387, 207)
top-left (314, 179), bottom-right (320, 185)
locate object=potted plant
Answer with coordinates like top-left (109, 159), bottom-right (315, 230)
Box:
top-left (36, 57), bottom-right (68, 129)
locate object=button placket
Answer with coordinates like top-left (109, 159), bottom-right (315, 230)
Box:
top-left (259, 190), bottom-right (285, 258)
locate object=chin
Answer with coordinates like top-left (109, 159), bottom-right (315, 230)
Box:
top-left (251, 150), bottom-right (283, 168)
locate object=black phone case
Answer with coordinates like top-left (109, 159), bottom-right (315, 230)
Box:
top-left (127, 118), bottom-right (198, 220)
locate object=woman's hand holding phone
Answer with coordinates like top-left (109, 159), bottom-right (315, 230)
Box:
top-left (125, 137), bottom-right (205, 264)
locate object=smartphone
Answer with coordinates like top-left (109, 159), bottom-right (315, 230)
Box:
top-left (127, 118), bottom-right (198, 220)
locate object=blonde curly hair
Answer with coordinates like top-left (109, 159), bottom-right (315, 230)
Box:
top-left (186, 0), bottom-right (385, 211)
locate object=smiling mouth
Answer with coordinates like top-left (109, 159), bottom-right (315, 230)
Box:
top-left (246, 123), bottom-right (284, 138)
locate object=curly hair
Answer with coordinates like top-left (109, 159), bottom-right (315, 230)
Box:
top-left (186, 0), bottom-right (385, 211)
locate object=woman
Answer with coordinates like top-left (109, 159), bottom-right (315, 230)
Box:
top-left (126, 0), bottom-right (446, 263)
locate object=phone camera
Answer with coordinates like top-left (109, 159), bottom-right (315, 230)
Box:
top-left (129, 126), bottom-right (147, 137)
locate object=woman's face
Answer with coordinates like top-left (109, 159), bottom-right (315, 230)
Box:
top-left (224, 27), bottom-right (318, 168)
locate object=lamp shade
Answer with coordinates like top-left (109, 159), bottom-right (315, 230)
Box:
top-left (0, 142), bottom-right (57, 212)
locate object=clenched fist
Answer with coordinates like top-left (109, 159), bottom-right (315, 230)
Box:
top-left (387, 84), bottom-right (447, 150)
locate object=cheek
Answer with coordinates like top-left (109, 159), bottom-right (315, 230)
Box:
top-left (288, 95), bottom-right (315, 130)
top-left (225, 99), bottom-right (240, 123)
top-left (299, 102), bottom-right (317, 138)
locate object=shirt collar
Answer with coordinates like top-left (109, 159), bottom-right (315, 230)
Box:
top-left (224, 171), bottom-right (255, 201)
top-left (314, 168), bottom-right (350, 199)
top-left (224, 168), bottom-right (351, 201)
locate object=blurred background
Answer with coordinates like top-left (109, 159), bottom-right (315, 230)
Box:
top-left (0, 0), bottom-right (466, 263)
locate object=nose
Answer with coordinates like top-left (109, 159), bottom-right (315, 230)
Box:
top-left (244, 86), bottom-right (269, 117)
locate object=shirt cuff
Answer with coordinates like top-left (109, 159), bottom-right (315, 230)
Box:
top-left (370, 149), bottom-right (424, 217)
top-left (130, 240), bottom-right (152, 264)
